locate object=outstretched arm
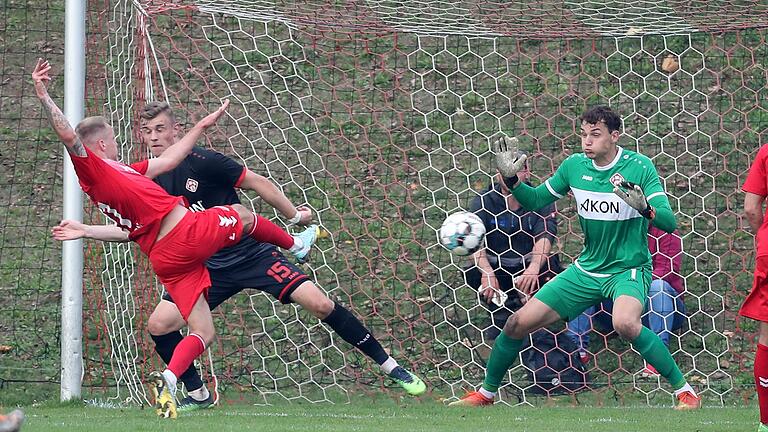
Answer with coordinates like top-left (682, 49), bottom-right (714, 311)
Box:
top-left (238, 170), bottom-right (312, 225)
top-left (52, 220), bottom-right (130, 242)
top-left (31, 59), bottom-right (86, 157)
top-left (494, 135), bottom-right (566, 210)
top-left (510, 182), bottom-right (560, 211)
top-left (142, 100), bottom-right (230, 179)
top-left (745, 192), bottom-right (766, 234)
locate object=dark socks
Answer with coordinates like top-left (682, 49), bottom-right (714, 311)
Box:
top-left (322, 302), bottom-right (389, 365)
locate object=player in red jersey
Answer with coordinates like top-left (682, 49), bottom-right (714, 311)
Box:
top-left (741, 143), bottom-right (768, 432)
top-left (32, 58), bottom-right (318, 417)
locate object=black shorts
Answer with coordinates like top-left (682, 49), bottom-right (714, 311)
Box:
top-left (162, 250), bottom-right (310, 310)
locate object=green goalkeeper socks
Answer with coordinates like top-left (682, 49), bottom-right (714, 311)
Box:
top-left (482, 332), bottom-right (523, 393)
top-left (632, 326), bottom-right (685, 388)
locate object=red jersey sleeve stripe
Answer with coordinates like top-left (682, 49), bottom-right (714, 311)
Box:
top-left (234, 167), bottom-right (248, 188)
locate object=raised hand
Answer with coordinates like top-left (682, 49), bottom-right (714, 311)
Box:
top-left (31, 58), bottom-right (52, 96)
top-left (195, 99), bottom-right (230, 129)
top-left (32, 62), bottom-right (87, 157)
top-left (51, 220), bottom-right (87, 241)
top-left (613, 181), bottom-right (655, 219)
top-left (493, 135), bottom-right (527, 182)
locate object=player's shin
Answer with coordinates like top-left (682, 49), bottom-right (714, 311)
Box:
top-left (632, 326), bottom-right (700, 408)
top-left (632, 327), bottom-right (685, 387)
top-left (321, 302), bottom-right (389, 364)
top-left (167, 333), bottom-right (206, 384)
top-left (755, 344), bottom-right (768, 424)
top-left (322, 302), bottom-right (426, 395)
top-left (482, 332), bottom-right (523, 395)
top-left (151, 332), bottom-right (205, 391)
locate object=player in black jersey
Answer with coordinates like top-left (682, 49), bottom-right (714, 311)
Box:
top-left (56, 102), bottom-right (427, 410)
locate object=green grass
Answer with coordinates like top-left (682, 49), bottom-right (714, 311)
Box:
top-left (9, 400), bottom-right (757, 432)
top-left (3, 0), bottom-right (768, 409)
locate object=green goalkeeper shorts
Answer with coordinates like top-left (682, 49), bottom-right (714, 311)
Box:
top-left (533, 262), bottom-right (652, 321)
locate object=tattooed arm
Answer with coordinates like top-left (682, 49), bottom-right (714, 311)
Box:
top-left (31, 59), bottom-right (86, 157)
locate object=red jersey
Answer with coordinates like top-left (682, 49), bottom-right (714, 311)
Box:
top-left (743, 143), bottom-right (768, 257)
top-left (69, 146), bottom-right (183, 254)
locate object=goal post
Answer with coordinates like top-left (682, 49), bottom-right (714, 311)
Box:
top-left (69, 0), bottom-right (768, 405)
top-left (60, 0), bottom-right (86, 402)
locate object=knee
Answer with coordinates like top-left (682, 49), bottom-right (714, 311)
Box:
top-left (502, 313), bottom-right (528, 339)
top-left (147, 313), bottom-right (180, 336)
top-left (649, 279), bottom-right (665, 294)
top-left (306, 296), bottom-right (335, 320)
top-left (231, 204), bottom-right (253, 229)
top-left (759, 327), bottom-right (768, 346)
top-left (191, 328), bottom-right (216, 346)
top-left (613, 317), bottom-right (642, 340)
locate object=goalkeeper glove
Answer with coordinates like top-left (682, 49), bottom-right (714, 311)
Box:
top-left (493, 135), bottom-right (527, 189)
top-left (613, 181), bottom-right (656, 220)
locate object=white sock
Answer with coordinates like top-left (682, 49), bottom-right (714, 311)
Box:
top-left (188, 386), bottom-right (210, 401)
top-left (380, 357), bottom-right (399, 374)
top-left (161, 369), bottom-right (178, 396)
top-left (674, 382), bottom-right (695, 397)
top-left (289, 236), bottom-right (303, 252)
top-left (478, 387), bottom-right (496, 399)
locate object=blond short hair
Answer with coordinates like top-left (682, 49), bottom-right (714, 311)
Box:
top-left (75, 116), bottom-right (111, 146)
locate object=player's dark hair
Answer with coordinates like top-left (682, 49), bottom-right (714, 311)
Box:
top-left (579, 105), bottom-right (622, 133)
top-left (141, 101), bottom-right (176, 124)
top-left (75, 116), bottom-right (111, 145)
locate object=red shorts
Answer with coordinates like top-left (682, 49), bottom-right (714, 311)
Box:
top-left (740, 255), bottom-right (768, 322)
top-left (149, 206), bottom-right (243, 320)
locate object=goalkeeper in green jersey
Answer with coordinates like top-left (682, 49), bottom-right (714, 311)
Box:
top-left (449, 105), bottom-right (701, 410)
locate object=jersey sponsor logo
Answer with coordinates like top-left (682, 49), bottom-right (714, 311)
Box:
top-left (571, 187), bottom-right (640, 221)
top-left (760, 377), bottom-right (768, 388)
top-left (581, 175), bottom-right (593, 181)
top-left (185, 178), bottom-right (199, 193)
top-left (580, 198), bottom-right (620, 214)
top-left (609, 173), bottom-right (625, 187)
top-left (218, 215), bottom-right (238, 227)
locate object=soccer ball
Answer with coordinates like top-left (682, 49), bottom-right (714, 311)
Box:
top-left (439, 211), bottom-right (486, 256)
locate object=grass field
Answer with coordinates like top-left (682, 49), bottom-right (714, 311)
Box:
top-left (9, 400), bottom-right (756, 432)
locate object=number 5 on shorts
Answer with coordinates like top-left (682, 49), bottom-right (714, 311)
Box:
top-left (267, 262), bottom-right (292, 283)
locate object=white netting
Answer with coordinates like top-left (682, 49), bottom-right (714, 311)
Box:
top-left (80, 0), bottom-right (768, 405)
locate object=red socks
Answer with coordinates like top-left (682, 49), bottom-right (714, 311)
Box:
top-left (247, 213), bottom-right (294, 250)
top-left (167, 334), bottom-right (206, 378)
top-left (756, 343), bottom-right (768, 424)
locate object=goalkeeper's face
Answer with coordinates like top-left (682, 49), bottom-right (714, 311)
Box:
top-left (580, 121), bottom-right (620, 165)
top-left (141, 113), bottom-right (181, 157)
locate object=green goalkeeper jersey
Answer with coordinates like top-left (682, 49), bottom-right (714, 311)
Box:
top-left (512, 147), bottom-right (676, 276)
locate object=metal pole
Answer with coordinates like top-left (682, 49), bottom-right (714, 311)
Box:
top-left (61, 0), bottom-right (85, 401)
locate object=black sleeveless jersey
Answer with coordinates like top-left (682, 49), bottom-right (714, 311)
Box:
top-left (154, 146), bottom-right (274, 269)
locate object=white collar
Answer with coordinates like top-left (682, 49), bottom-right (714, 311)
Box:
top-left (592, 146), bottom-right (623, 171)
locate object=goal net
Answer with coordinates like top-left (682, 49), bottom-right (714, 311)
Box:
top-left (77, 0), bottom-right (768, 406)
